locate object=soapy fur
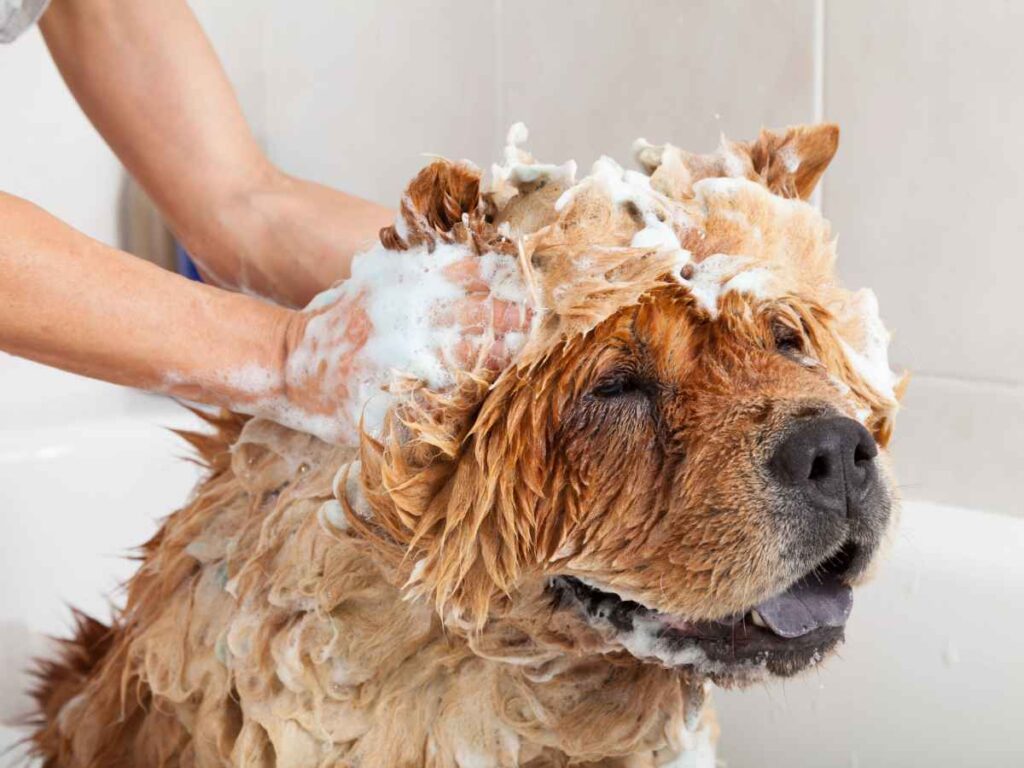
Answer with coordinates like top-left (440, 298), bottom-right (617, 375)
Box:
top-left (29, 123), bottom-right (902, 767)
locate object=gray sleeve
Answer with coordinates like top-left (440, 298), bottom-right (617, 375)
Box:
top-left (0, 0), bottom-right (52, 44)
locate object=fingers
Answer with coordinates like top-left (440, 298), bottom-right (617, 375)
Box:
top-left (492, 299), bottom-right (532, 334)
top-left (449, 336), bottom-right (511, 373)
top-left (441, 259), bottom-right (488, 292)
top-left (432, 297), bottom-right (532, 334)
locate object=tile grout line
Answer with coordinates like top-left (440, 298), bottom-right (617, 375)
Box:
top-left (260, 0), bottom-right (270, 155)
top-left (493, 0), bottom-right (505, 154)
top-left (905, 372), bottom-right (1024, 395)
top-left (811, 0), bottom-right (826, 211)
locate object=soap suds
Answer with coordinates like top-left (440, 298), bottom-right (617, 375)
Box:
top-left (256, 239), bottom-right (531, 443)
top-left (676, 253), bottom-right (775, 316)
top-left (558, 156), bottom-right (690, 258)
top-left (195, 124), bottom-right (896, 455)
top-left (332, 460), bottom-right (373, 521)
top-left (660, 723), bottom-right (716, 768)
top-left (837, 290), bottom-right (900, 402)
top-left (318, 500), bottom-right (348, 532)
top-left (778, 144), bottom-right (801, 173)
top-left (488, 122), bottom-right (577, 208)
top-left (721, 143), bottom-right (749, 178)
top-left (568, 577), bottom-right (752, 678)
top-left (404, 558), bottom-right (428, 588)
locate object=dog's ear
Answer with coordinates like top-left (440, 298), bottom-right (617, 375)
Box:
top-left (637, 123), bottom-right (839, 202)
top-left (349, 371), bottom-right (547, 630)
top-left (745, 124), bottom-right (839, 200)
top-left (380, 159), bottom-right (482, 250)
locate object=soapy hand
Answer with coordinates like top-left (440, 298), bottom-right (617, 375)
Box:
top-left (274, 249), bottom-right (533, 444)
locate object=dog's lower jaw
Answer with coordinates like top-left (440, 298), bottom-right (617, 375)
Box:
top-left (31, 419), bottom-right (714, 768)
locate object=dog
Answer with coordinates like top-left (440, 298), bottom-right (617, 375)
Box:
top-left (29, 123), bottom-right (903, 767)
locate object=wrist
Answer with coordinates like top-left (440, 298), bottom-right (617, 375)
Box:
top-left (275, 307), bottom-right (309, 401)
top-left (177, 162), bottom-right (294, 303)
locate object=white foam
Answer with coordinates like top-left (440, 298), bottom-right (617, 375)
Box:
top-left (661, 724), bottom-right (717, 768)
top-left (557, 155), bottom-right (690, 261)
top-left (344, 241), bottom-right (469, 390)
top-left (506, 121), bottom-right (528, 147)
top-left (478, 251), bottom-right (531, 304)
top-left (281, 240), bottom-right (530, 440)
top-left (303, 284), bottom-right (345, 312)
top-left (332, 460), bottom-right (373, 521)
top-left (722, 266), bottom-right (776, 299)
top-left (676, 253), bottom-right (773, 316)
top-left (404, 558), bottom-right (428, 588)
top-left (567, 576), bottom-right (768, 680)
top-left (503, 331), bottom-right (527, 355)
top-left (616, 613), bottom-right (712, 668)
top-left (778, 143), bottom-right (801, 173)
top-left (392, 200), bottom-right (411, 241)
top-left (838, 289), bottom-right (900, 401)
top-left (318, 500), bottom-right (348, 531)
top-left (489, 122), bottom-right (578, 199)
top-left (222, 364), bottom-right (284, 397)
top-left (721, 143), bottom-right (748, 178)
top-left (508, 160), bottom-right (578, 187)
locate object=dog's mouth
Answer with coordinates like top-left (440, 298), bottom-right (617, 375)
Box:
top-left (548, 545), bottom-right (857, 684)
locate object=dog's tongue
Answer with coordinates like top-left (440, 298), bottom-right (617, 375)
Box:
top-left (753, 574), bottom-right (853, 639)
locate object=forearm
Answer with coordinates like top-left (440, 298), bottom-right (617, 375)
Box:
top-left (0, 192), bottom-right (292, 408)
top-left (39, 0), bottom-right (393, 306)
top-left (39, 0), bottom-right (266, 279)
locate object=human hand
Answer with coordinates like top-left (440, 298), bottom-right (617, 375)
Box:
top-left (272, 247), bottom-right (533, 444)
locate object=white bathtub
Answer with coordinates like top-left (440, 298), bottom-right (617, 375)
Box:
top-left (0, 354), bottom-right (203, 759)
top-left (2, 354), bottom-right (1022, 766)
top-left (714, 501), bottom-right (1024, 767)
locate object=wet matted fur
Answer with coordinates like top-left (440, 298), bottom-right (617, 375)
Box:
top-left (28, 124), bottom-right (903, 767)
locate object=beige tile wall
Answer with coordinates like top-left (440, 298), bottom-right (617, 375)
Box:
top-left (151, 1), bottom-right (1024, 517)
top-left (0, 28), bottom-right (121, 245)
top-left (262, 0), bottom-right (499, 205)
top-left (823, 0), bottom-right (1024, 516)
top-left (497, 0), bottom-right (815, 174)
top-left (229, 0), bottom-right (1022, 516)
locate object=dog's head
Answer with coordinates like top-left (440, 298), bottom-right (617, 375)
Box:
top-left (346, 124), bottom-right (904, 685)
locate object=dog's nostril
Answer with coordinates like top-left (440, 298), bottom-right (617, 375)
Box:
top-left (853, 438), bottom-right (877, 467)
top-left (771, 416), bottom-right (879, 516)
top-left (808, 454), bottom-right (831, 483)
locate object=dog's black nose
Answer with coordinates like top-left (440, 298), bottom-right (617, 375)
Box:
top-left (771, 416), bottom-right (879, 517)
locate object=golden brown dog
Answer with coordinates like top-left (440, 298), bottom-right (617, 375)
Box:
top-left (29, 123), bottom-right (903, 767)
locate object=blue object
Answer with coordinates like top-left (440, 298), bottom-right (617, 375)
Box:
top-left (175, 243), bottom-right (203, 282)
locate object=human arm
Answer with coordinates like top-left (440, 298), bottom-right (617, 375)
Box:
top-left (0, 193), bottom-right (529, 442)
top-left (0, 192), bottom-right (295, 409)
top-left (38, 0), bottom-right (393, 306)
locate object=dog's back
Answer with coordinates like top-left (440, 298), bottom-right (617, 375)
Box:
top-left (28, 414), bottom-right (556, 767)
top-left (30, 412), bottom-right (698, 766)
top-left (30, 412), bottom-right (248, 766)
top-left (28, 413), bottom-right (394, 766)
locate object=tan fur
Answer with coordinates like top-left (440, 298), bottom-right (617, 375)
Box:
top-left (31, 125), bottom-right (899, 767)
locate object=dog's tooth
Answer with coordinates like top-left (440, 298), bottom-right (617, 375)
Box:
top-left (750, 610), bottom-right (768, 628)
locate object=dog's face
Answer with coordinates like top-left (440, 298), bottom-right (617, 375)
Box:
top-left (353, 123), bottom-right (903, 685)
top-left (538, 287), bottom-right (894, 682)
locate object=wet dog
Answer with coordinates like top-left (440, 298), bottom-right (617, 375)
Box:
top-left (30, 123), bottom-right (903, 767)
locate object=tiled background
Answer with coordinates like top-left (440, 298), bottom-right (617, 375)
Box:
top-left (2, 0), bottom-right (1021, 516)
top-left (3, 4), bottom-right (1024, 765)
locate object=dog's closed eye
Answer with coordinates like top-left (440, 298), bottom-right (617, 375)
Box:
top-left (771, 322), bottom-right (806, 356)
top-left (591, 373), bottom-right (646, 398)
